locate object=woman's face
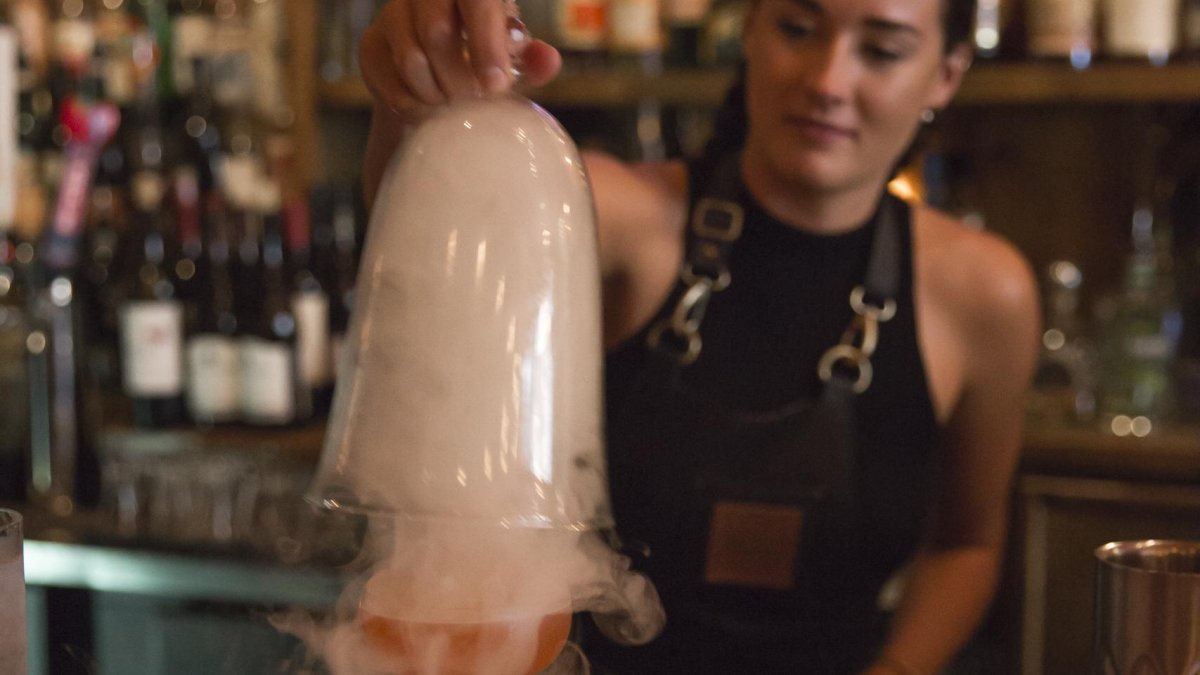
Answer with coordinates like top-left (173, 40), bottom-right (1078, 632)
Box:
top-left (741, 0), bottom-right (970, 194)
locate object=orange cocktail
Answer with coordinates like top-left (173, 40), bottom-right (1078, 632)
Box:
top-left (360, 607), bottom-right (571, 675)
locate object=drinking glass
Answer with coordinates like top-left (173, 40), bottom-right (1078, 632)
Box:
top-left (1094, 540), bottom-right (1200, 674)
top-left (0, 509), bottom-right (27, 675)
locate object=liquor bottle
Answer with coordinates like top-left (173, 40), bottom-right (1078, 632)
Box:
top-left (698, 0), bottom-right (747, 67)
top-left (51, 0), bottom-right (96, 79)
top-left (81, 167), bottom-right (127, 396)
top-left (170, 0), bottom-right (214, 97)
top-left (318, 0), bottom-right (354, 82)
top-left (169, 165), bottom-right (205, 331)
top-left (271, 139), bottom-right (332, 416)
top-left (177, 57), bottom-right (220, 194)
top-left (663, 0), bottom-right (709, 67)
top-left (607, 0), bottom-right (663, 72)
top-left (557, 0), bottom-right (609, 69)
top-left (130, 0), bottom-right (175, 100)
top-left (0, 25), bottom-right (31, 502)
top-left (119, 170), bottom-right (186, 428)
top-left (8, 0), bottom-right (51, 83)
top-left (1023, 0), bottom-right (1094, 68)
top-left (37, 46), bottom-right (121, 509)
top-left (245, 0), bottom-right (291, 130)
top-left (326, 183), bottom-right (360, 382)
top-left (1187, 0), bottom-right (1200, 59)
top-left (239, 180), bottom-right (304, 426)
top-left (0, 231), bottom-right (30, 502)
top-left (1099, 0), bottom-right (1179, 65)
top-left (1027, 261), bottom-right (1097, 427)
top-left (210, 0), bottom-right (253, 110)
top-left (93, 0), bottom-right (135, 108)
top-left (972, 0), bottom-right (1004, 59)
top-left (82, 44), bottom-right (129, 375)
top-left (1095, 203), bottom-right (1182, 436)
top-left (185, 188), bottom-right (239, 425)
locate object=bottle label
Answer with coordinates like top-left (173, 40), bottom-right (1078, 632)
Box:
top-left (664, 0), bottom-right (711, 25)
top-left (172, 15), bottom-right (215, 94)
top-left (608, 0), bottom-right (662, 54)
top-left (1102, 0), bottom-right (1178, 57)
top-left (53, 18), bottom-right (95, 71)
top-left (1026, 0), bottom-right (1094, 57)
top-left (120, 301), bottom-right (184, 397)
top-left (560, 0), bottom-right (607, 50)
top-left (186, 334), bottom-right (239, 420)
top-left (292, 290), bottom-right (331, 387)
top-left (240, 337), bottom-right (294, 424)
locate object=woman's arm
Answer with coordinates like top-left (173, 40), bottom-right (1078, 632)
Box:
top-left (865, 233), bottom-right (1041, 675)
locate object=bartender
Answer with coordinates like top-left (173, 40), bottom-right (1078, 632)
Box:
top-left (356, 0), bottom-right (1039, 672)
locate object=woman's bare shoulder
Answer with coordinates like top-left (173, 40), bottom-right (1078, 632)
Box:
top-left (582, 152), bottom-right (690, 347)
top-left (911, 203), bottom-right (1039, 328)
top-left (582, 151), bottom-right (688, 267)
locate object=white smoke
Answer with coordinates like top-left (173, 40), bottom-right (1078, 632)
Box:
top-left (284, 95), bottom-right (664, 674)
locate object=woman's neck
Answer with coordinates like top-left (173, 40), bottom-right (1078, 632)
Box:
top-left (739, 153), bottom-right (886, 235)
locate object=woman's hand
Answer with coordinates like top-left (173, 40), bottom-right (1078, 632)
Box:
top-left (358, 0), bottom-right (563, 118)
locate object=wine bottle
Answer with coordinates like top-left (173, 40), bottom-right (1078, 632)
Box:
top-left (239, 180), bottom-right (304, 426)
top-left (185, 188), bottom-right (240, 425)
top-left (278, 181), bottom-right (331, 418)
top-left (119, 170), bottom-right (186, 428)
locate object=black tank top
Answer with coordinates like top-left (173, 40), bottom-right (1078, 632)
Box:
top-left (589, 157), bottom-right (942, 674)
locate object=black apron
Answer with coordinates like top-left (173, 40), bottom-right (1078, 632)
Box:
top-left (586, 153), bottom-right (906, 674)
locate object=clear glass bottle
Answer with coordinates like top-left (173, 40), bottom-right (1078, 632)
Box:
top-left (1100, 0), bottom-right (1180, 65)
top-left (1024, 0), bottom-right (1095, 68)
top-left (1095, 205), bottom-right (1182, 436)
top-left (239, 179), bottom-right (306, 426)
top-left (1027, 261), bottom-right (1097, 428)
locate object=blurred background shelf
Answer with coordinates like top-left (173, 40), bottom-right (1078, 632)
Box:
top-left (316, 62), bottom-right (1200, 110)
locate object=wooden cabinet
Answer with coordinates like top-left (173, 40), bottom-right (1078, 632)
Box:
top-left (1017, 474), bottom-right (1200, 675)
top-left (1015, 427), bottom-right (1200, 675)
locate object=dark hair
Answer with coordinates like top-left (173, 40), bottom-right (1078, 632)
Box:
top-left (699, 0), bottom-right (978, 164)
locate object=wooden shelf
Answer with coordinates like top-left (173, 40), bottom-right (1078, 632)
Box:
top-left (318, 62), bottom-right (1200, 110)
top-left (318, 68), bottom-right (737, 109)
top-left (1022, 423), bottom-right (1200, 483)
top-left (959, 61), bottom-right (1200, 105)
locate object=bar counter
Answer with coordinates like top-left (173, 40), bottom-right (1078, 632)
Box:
top-left (1022, 423), bottom-right (1200, 482)
top-left (12, 422), bottom-right (1200, 675)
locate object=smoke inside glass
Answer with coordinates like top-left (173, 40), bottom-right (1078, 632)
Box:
top-left (299, 90), bottom-right (664, 674)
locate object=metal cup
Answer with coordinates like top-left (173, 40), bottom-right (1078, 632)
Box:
top-left (0, 508), bottom-right (28, 675)
top-left (1094, 540), bottom-right (1200, 675)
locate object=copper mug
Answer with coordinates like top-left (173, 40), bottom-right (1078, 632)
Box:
top-left (1094, 540), bottom-right (1200, 675)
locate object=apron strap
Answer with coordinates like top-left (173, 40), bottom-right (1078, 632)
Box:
top-left (648, 151), bottom-right (905, 398)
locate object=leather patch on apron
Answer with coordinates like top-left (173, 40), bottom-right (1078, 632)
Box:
top-left (704, 501), bottom-right (805, 591)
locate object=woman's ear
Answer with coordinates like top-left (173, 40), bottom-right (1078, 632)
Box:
top-left (928, 43), bottom-right (973, 111)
